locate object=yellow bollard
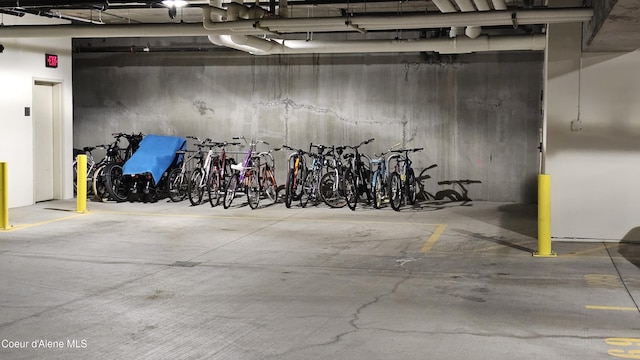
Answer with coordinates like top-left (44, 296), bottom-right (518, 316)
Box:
top-left (534, 174), bottom-right (556, 257)
top-left (0, 162), bottom-right (9, 230)
top-left (76, 155), bottom-right (88, 213)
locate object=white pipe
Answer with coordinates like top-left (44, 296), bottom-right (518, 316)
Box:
top-left (432, 0), bottom-right (457, 13)
top-left (0, 23), bottom-right (209, 38)
top-left (492, 0), bottom-right (507, 10)
top-left (465, 26), bottom-right (482, 38)
top-left (0, 8), bottom-right (592, 38)
top-left (279, 0), bottom-right (289, 18)
top-left (215, 34), bottom-right (546, 55)
top-left (473, 0), bottom-right (491, 11)
top-left (454, 0), bottom-right (476, 12)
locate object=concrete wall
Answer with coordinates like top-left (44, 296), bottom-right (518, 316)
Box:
top-left (0, 14), bottom-right (73, 208)
top-left (73, 50), bottom-right (543, 203)
top-left (547, 21), bottom-right (640, 240)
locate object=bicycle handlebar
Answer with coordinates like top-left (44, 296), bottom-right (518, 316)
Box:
top-left (390, 147), bottom-right (424, 153)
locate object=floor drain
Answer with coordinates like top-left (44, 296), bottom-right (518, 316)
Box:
top-left (169, 261), bottom-right (201, 267)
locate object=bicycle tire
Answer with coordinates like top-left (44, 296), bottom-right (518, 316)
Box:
top-left (263, 169), bottom-right (278, 204)
top-left (223, 174), bottom-right (238, 209)
top-left (359, 166), bottom-right (373, 204)
top-left (92, 164), bottom-right (110, 202)
top-left (168, 168), bottom-right (186, 202)
top-left (187, 168), bottom-right (204, 206)
top-left (320, 172), bottom-right (347, 208)
top-left (73, 160), bottom-right (92, 197)
top-left (389, 172), bottom-right (403, 211)
top-left (285, 169), bottom-right (294, 208)
top-left (208, 168), bottom-right (221, 207)
top-left (104, 163), bottom-right (129, 203)
top-left (406, 168), bottom-right (417, 205)
top-left (373, 171), bottom-right (384, 209)
top-left (247, 171), bottom-right (261, 210)
top-left (345, 169), bottom-right (357, 211)
top-left (299, 171), bottom-right (311, 208)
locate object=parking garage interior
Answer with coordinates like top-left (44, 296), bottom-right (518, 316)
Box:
top-left (1, 0), bottom-right (640, 359)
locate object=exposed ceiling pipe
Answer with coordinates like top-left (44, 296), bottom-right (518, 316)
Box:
top-left (453, 0), bottom-right (475, 12)
top-left (432, 0), bottom-right (457, 13)
top-left (279, 0), bottom-right (289, 18)
top-left (0, 6), bottom-right (593, 40)
top-left (210, 33), bottom-right (546, 55)
top-left (472, 0), bottom-right (490, 11)
top-left (200, 8), bottom-right (593, 35)
top-left (491, 0), bottom-right (507, 11)
top-left (453, 0), bottom-right (485, 39)
top-left (431, 0), bottom-right (459, 38)
top-left (0, 23), bottom-right (209, 37)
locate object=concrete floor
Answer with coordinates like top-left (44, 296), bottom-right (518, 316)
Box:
top-left (0, 198), bottom-right (639, 359)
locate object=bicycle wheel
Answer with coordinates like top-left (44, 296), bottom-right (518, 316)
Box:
top-left (373, 171), bottom-right (384, 209)
top-left (359, 166), bottom-right (373, 204)
top-left (72, 160), bottom-right (78, 195)
top-left (168, 168), bottom-right (187, 202)
top-left (187, 168), bottom-right (203, 206)
top-left (299, 171), bottom-right (312, 208)
top-left (104, 163), bottom-right (129, 202)
top-left (320, 172), bottom-right (346, 208)
top-left (73, 161), bottom-right (92, 197)
top-left (406, 168), bottom-right (417, 205)
top-left (345, 170), bottom-right (357, 211)
top-left (92, 164), bottom-right (110, 202)
top-left (284, 169), bottom-right (294, 208)
top-left (223, 173), bottom-right (238, 209)
top-left (263, 169), bottom-right (278, 204)
top-left (389, 172), bottom-right (403, 211)
top-left (208, 168), bottom-right (221, 207)
top-left (247, 171), bottom-right (261, 210)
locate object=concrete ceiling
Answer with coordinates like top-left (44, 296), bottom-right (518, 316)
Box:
top-left (2, 0), bottom-right (632, 53)
top-left (583, 0), bottom-right (640, 52)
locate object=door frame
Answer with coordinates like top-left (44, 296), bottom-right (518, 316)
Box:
top-left (33, 78), bottom-right (64, 201)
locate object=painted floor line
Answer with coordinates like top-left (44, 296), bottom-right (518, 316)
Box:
top-left (1, 212), bottom-right (90, 232)
top-left (420, 224), bottom-right (447, 253)
top-left (93, 209), bottom-right (441, 227)
top-left (585, 305), bottom-right (638, 312)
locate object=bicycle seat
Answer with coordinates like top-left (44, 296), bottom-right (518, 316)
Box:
top-left (231, 163), bottom-right (250, 171)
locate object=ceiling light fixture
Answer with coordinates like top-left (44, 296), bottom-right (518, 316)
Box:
top-left (162, 0), bottom-right (188, 7)
top-left (162, 0), bottom-right (187, 19)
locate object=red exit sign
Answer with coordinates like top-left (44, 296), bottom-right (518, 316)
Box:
top-left (45, 53), bottom-right (58, 68)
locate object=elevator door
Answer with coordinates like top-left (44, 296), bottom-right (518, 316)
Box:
top-left (33, 83), bottom-right (54, 202)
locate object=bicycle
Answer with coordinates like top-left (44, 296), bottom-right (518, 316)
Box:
top-left (103, 132), bottom-right (144, 202)
top-left (255, 148), bottom-right (280, 205)
top-left (343, 138), bottom-right (374, 210)
top-left (206, 140), bottom-right (239, 207)
top-left (388, 147), bottom-right (423, 211)
top-left (92, 132), bottom-right (144, 201)
top-left (73, 145), bottom-right (105, 197)
top-left (282, 145), bottom-right (308, 209)
top-left (300, 143), bottom-right (328, 208)
top-left (371, 143), bottom-right (401, 210)
top-left (223, 136), bottom-right (267, 209)
top-left (167, 136), bottom-right (205, 202)
top-left (319, 145), bottom-right (356, 209)
top-left (187, 139), bottom-right (216, 206)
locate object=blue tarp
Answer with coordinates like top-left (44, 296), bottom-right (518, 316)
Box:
top-left (123, 134), bottom-right (186, 184)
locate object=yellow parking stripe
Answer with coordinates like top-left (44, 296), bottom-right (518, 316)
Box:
top-left (420, 224), bottom-right (447, 253)
top-left (2, 213), bottom-right (89, 232)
